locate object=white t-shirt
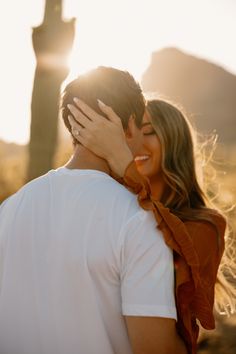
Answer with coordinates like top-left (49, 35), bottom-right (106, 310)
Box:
top-left (0, 167), bottom-right (176, 354)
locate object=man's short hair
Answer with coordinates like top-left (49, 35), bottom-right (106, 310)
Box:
top-left (61, 66), bottom-right (145, 144)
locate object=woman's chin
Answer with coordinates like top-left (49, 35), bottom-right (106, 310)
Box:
top-left (136, 165), bottom-right (151, 178)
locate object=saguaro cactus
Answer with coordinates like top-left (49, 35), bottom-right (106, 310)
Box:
top-left (27, 0), bottom-right (75, 181)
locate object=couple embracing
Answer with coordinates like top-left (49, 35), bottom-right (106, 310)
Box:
top-left (0, 66), bottom-right (230, 354)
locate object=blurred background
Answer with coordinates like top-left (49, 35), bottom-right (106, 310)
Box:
top-left (0, 0), bottom-right (235, 352)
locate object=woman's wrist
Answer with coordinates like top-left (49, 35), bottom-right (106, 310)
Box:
top-left (107, 147), bottom-right (133, 177)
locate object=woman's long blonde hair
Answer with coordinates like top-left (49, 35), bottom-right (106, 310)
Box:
top-left (146, 98), bottom-right (236, 316)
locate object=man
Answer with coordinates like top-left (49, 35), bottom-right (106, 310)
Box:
top-left (0, 67), bottom-right (186, 354)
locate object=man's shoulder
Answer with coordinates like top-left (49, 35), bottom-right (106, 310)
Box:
top-left (64, 169), bottom-right (148, 221)
top-left (1, 172), bottom-right (51, 209)
top-left (92, 174), bottom-right (141, 208)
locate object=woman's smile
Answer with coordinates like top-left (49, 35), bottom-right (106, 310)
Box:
top-left (134, 111), bottom-right (162, 180)
top-left (134, 155), bottom-right (150, 163)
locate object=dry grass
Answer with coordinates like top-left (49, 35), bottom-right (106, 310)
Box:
top-left (198, 314), bottom-right (236, 354)
top-left (0, 141), bottom-right (72, 204)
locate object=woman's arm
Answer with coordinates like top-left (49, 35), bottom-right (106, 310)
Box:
top-left (67, 98), bottom-right (133, 177)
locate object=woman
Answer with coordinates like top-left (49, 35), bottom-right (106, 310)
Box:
top-left (67, 97), bottom-right (235, 354)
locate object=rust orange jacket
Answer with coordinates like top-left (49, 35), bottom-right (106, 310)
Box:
top-left (118, 162), bottom-right (226, 354)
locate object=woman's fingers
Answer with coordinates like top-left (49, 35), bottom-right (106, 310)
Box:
top-left (68, 115), bottom-right (83, 135)
top-left (67, 101), bottom-right (132, 175)
top-left (68, 115), bottom-right (92, 147)
top-left (71, 131), bottom-right (88, 147)
top-left (97, 100), bottom-right (122, 124)
top-left (73, 97), bottom-right (102, 122)
top-left (73, 97), bottom-right (122, 126)
top-left (67, 104), bottom-right (93, 129)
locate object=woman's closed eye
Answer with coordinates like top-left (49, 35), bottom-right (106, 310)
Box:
top-left (142, 124), bottom-right (156, 135)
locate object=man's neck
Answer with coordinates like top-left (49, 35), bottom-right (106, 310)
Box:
top-left (64, 145), bottom-right (110, 175)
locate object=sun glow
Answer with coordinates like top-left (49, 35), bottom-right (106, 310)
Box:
top-left (0, 0), bottom-right (236, 144)
top-left (64, 0), bottom-right (153, 83)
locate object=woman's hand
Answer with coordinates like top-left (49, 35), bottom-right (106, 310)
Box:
top-left (67, 98), bottom-right (133, 177)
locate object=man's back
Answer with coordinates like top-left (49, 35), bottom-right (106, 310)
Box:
top-left (0, 167), bottom-right (176, 354)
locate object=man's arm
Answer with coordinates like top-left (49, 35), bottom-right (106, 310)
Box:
top-left (125, 316), bottom-right (187, 354)
top-left (119, 210), bottom-right (187, 354)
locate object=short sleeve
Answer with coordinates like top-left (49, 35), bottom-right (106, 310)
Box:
top-left (0, 197), bottom-right (13, 293)
top-left (120, 210), bottom-right (177, 320)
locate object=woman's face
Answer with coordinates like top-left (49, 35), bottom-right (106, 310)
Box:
top-left (134, 111), bottom-right (162, 180)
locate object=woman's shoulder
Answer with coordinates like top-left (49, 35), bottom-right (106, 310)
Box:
top-left (155, 203), bottom-right (226, 257)
top-left (184, 208), bottom-right (226, 236)
top-left (183, 209), bottom-right (226, 262)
